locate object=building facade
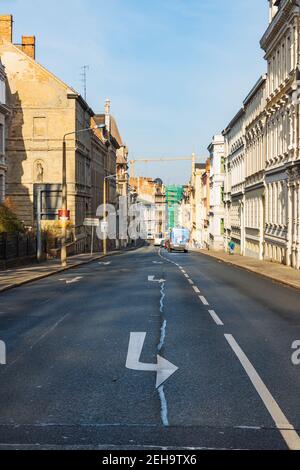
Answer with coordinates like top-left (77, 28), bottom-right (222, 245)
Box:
top-left (0, 15), bottom-right (121, 254)
top-left (243, 75), bottom-right (267, 260)
top-left (208, 135), bottom-right (225, 250)
top-left (223, 109), bottom-right (245, 254)
top-left (200, 159), bottom-right (211, 248)
top-left (261, 0), bottom-right (299, 267)
top-left (214, 1), bottom-right (300, 269)
top-left (0, 58), bottom-right (9, 203)
top-left (129, 176), bottom-right (167, 239)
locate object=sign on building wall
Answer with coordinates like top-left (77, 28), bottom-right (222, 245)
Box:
top-left (33, 184), bottom-right (62, 220)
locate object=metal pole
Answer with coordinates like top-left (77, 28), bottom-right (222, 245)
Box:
top-left (37, 186), bottom-right (42, 261)
top-left (61, 138), bottom-right (67, 267)
top-left (103, 177), bottom-right (107, 256)
top-left (91, 226), bottom-right (94, 256)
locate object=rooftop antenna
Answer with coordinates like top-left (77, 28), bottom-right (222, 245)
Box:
top-left (80, 65), bottom-right (89, 101)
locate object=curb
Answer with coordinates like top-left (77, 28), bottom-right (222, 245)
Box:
top-left (0, 251), bottom-right (122, 294)
top-left (195, 250), bottom-right (300, 291)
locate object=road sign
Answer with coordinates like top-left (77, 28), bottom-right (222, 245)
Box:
top-left (83, 218), bottom-right (99, 227)
top-left (101, 221), bottom-right (109, 232)
top-left (58, 209), bottom-right (70, 221)
top-left (126, 332), bottom-right (178, 388)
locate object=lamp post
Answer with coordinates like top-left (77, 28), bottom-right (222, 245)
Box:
top-left (61, 124), bottom-right (106, 267)
top-left (103, 173), bottom-right (118, 256)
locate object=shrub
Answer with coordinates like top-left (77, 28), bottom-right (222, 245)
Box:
top-left (0, 203), bottom-right (25, 233)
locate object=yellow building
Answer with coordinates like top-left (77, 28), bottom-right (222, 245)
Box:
top-left (0, 15), bottom-right (120, 253)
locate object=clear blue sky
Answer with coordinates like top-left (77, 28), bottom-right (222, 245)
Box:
top-left (1, 0), bottom-right (268, 184)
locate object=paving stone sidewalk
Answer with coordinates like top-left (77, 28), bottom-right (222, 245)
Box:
top-left (0, 252), bottom-right (120, 293)
top-left (193, 248), bottom-right (300, 290)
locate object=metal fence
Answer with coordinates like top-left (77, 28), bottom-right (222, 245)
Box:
top-left (0, 232), bottom-right (38, 262)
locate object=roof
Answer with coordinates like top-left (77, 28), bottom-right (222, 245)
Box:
top-left (243, 74), bottom-right (267, 107)
top-left (0, 58), bottom-right (5, 81)
top-left (0, 38), bottom-right (94, 115)
top-left (94, 114), bottom-right (123, 147)
top-left (195, 163), bottom-right (206, 170)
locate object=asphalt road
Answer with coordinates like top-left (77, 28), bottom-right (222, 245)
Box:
top-left (0, 245), bottom-right (300, 449)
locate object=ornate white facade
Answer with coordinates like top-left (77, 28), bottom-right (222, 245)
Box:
top-left (208, 135), bottom-right (225, 251)
top-left (218, 0), bottom-right (300, 269)
top-left (261, 0), bottom-right (299, 267)
top-left (223, 109), bottom-right (245, 254)
top-left (244, 75), bottom-right (267, 260)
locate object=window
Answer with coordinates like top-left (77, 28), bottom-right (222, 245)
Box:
top-left (220, 218), bottom-right (225, 235)
top-left (220, 156), bottom-right (225, 173)
top-left (0, 123), bottom-right (4, 155)
top-left (0, 174), bottom-right (4, 202)
top-left (0, 80), bottom-right (5, 104)
top-left (221, 186), bottom-right (225, 203)
top-left (33, 117), bottom-right (47, 139)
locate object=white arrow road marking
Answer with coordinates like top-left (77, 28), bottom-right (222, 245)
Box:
top-left (0, 340), bottom-right (6, 365)
top-left (98, 261), bottom-right (111, 265)
top-left (126, 332), bottom-right (178, 388)
top-left (59, 276), bottom-right (83, 285)
top-left (148, 275), bottom-right (165, 283)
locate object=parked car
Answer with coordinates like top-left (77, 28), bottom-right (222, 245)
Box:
top-left (168, 228), bottom-right (190, 253)
top-left (154, 234), bottom-right (165, 246)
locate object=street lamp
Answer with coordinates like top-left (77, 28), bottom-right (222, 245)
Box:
top-left (103, 173), bottom-right (118, 256)
top-left (102, 171), bottom-right (130, 254)
top-left (61, 124), bottom-right (106, 267)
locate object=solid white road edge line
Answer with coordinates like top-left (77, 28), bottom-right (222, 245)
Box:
top-left (208, 310), bottom-right (224, 326)
top-left (225, 334), bottom-right (300, 451)
top-left (199, 295), bottom-right (209, 306)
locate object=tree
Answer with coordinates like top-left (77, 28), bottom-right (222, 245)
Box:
top-left (0, 200), bottom-right (25, 233)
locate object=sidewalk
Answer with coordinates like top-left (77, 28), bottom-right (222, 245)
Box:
top-left (193, 248), bottom-right (300, 291)
top-left (0, 251), bottom-right (120, 293)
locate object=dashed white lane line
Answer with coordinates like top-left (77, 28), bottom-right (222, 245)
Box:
top-left (184, 274), bottom-right (189, 278)
top-left (181, 270), bottom-right (186, 274)
top-left (188, 279), bottom-right (194, 285)
top-left (192, 286), bottom-right (200, 294)
top-left (208, 310), bottom-right (224, 326)
top-left (199, 295), bottom-right (209, 306)
top-left (225, 334), bottom-right (300, 451)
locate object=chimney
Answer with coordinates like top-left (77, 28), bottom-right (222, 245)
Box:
top-left (105, 98), bottom-right (111, 133)
top-left (269, 0), bottom-right (278, 23)
top-left (0, 15), bottom-right (13, 42)
top-left (21, 36), bottom-right (36, 59)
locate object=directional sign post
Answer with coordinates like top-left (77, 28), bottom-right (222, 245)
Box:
top-left (126, 332), bottom-right (178, 388)
top-left (84, 218), bottom-right (100, 255)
